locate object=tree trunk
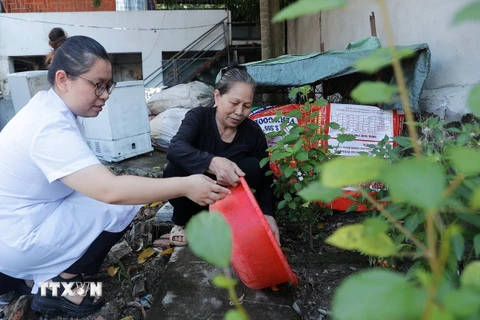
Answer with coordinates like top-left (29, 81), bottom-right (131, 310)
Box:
top-left (259, 0), bottom-right (272, 60)
top-left (269, 0), bottom-right (284, 58)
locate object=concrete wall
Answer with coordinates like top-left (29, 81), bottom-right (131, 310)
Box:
top-left (318, 0), bottom-right (480, 120)
top-left (0, 10), bottom-right (229, 94)
top-left (286, 13), bottom-right (321, 55)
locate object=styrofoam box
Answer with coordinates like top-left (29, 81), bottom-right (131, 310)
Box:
top-left (78, 80), bottom-right (153, 162)
top-left (7, 70), bottom-right (50, 114)
top-left (7, 70), bottom-right (152, 162)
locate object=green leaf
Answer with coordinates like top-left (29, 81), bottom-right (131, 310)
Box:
top-left (271, 151), bottom-right (292, 161)
top-left (225, 309), bottom-right (247, 320)
top-left (286, 109), bottom-right (302, 119)
top-left (382, 158), bottom-right (446, 210)
top-left (278, 200), bottom-right (287, 210)
top-left (453, 2), bottom-right (480, 24)
top-left (328, 122), bottom-right (340, 129)
top-left (355, 48), bottom-right (415, 74)
top-left (283, 166), bottom-right (295, 178)
top-left (294, 182), bottom-right (303, 191)
top-left (468, 84), bottom-right (480, 117)
top-left (186, 211), bottom-right (232, 268)
top-left (266, 131), bottom-right (283, 137)
top-left (474, 234), bottom-right (480, 258)
top-left (444, 288), bottom-right (480, 317)
top-left (460, 261), bottom-right (480, 290)
top-left (363, 218), bottom-right (389, 236)
top-left (284, 192), bottom-right (293, 202)
top-left (293, 139), bottom-right (303, 153)
top-left (432, 305), bottom-right (455, 320)
top-left (272, 0), bottom-right (347, 22)
top-left (303, 164), bottom-right (314, 172)
top-left (259, 157), bottom-right (270, 169)
top-left (321, 156), bottom-right (386, 188)
top-left (306, 123), bottom-right (320, 131)
top-left (332, 270), bottom-right (425, 320)
top-left (455, 211), bottom-right (480, 228)
top-left (451, 232), bottom-right (465, 261)
top-left (288, 87), bottom-right (302, 99)
top-left (280, 134), bottom-right (300, 144)
top-left (212, 274), bottom-right (237, 289)
top-left (446, 127), bottom-right (462, 133)
top-left (314, 98), bottom-right (329, 106)
top-left (289, 126), bottom-right (306, 135)
top-left (351, 81), bottom-right (398, 104)
top-left (295, 151), bottom-right (309, 161)
top-left (345, 204), bottom-right (358, 213)
top-left (394, 136), bottom-right (413, 148)
top-left (404, 214), bottom-right (422, 234)
top-left (449, 146), bottom-right (480, 176)
top-left (298, 181), bottom-right (343, 203)
top-left (326, 224), bottom-right (397, 256)
top-left (337, 133), bottom-right (356, 143)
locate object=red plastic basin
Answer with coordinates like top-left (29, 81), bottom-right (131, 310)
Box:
top-left (210, 177), bottom-right (299, 289)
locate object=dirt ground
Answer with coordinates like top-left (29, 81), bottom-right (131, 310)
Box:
top-left (280, 211), bottom-right (371, 320)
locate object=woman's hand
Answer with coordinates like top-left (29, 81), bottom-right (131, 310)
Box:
top-left (208, 157), bottom-right (245, 187)
top-left (265, 215), bottom-right (280, 245)
top-left (184, 174), bottom-right (231, 206)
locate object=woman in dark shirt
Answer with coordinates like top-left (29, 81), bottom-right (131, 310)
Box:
top-left (163, 66), bottom-right (279, 246)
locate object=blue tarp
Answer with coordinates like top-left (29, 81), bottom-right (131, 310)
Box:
top-left (236, 37), bottom-right (431, 112)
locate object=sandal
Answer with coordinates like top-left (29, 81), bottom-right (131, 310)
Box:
top-left (31, 274), bottom-right (105, 317)
top-left (170, 225), bottom-right (188, 246)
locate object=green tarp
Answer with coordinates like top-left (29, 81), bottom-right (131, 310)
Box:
top-left (232, 37), bottom-right (431, 113)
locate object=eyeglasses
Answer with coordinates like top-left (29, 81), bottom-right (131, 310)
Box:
top-left (74, 75), bottom-right (116, 97)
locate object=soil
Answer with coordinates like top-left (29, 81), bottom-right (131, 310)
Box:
top-left (280, 211), bottom-right (371, 320)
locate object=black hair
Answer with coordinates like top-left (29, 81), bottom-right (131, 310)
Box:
top-left (215, 64), bottom-right (256, 95)
top-left (45, 27), bottom-right (111, 86)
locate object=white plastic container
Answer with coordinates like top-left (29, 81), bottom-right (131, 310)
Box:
top-left (79, 80), bottom-right (153, 162)
top-left (7, 70), bottom-right (50, 114)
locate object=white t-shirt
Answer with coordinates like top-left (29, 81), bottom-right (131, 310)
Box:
top-left (0, 89), bottom-right (100, 213)
top-left (0, 89), bottom-right (140, 288)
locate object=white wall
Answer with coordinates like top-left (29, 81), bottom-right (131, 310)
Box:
top-left (0, 10), bottom-right (229, 93)
top-left (286, 13), bottom-right (321, 55)
top-left (320, 0), bottom-right (480, 120)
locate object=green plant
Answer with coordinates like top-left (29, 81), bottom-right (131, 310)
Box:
top-left (274, 0), bottom-right (480, 319)
top-left (362, 117), bottom-right (480, 269)
top-left (260, 85), bottom-right (355, 250)
top-left (186, 211), bottom-right (249, 320)
top-left (92, 0), bottom-right (101, 8)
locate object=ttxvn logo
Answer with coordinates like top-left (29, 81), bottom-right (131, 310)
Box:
top-left (38, 282), bottom-right (102, 297)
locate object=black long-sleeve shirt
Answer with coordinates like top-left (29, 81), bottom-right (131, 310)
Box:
top-left (166, 106), bottom-right (275, 215)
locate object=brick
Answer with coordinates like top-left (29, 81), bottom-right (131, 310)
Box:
top-left (2, 0), bottom-right (116, 12)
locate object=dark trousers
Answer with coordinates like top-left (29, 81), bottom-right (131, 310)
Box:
top-left (64, 228), bottom-right (128, 275)
top-left (164, 157), bottom-right (264, 226)
top-left (0, 228), bottom-right (127, 295)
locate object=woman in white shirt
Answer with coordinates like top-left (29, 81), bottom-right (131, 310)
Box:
top-left (0, 27), bottom-right (229, 318)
